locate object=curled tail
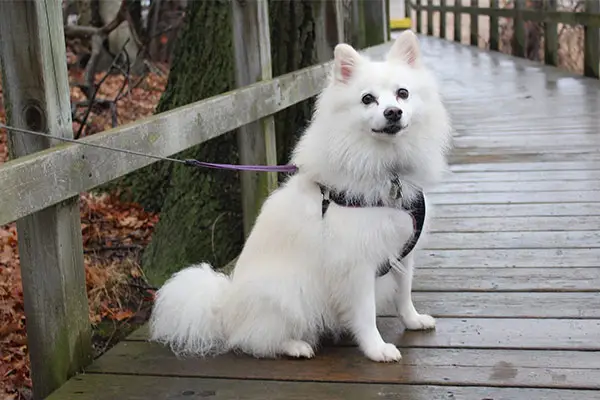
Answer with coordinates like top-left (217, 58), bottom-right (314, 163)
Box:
top-left (149, 263), bottom-right (231, 357)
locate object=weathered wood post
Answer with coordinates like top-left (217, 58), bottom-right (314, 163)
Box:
top-left (583, 0), bottom-right (599, 78)
top-left (543, 0), bottom-right (558, 66)
top-left (0, 0), bottom-right (92, 399)
top-left (232, 0), bottom-right (278, 236)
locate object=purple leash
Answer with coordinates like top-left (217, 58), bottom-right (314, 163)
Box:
top-left (184, 159), bottom-right (298, 173)
top-left (0, 122), bottom-right (299, 174)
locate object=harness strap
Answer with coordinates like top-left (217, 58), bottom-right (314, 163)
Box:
top-left (317, 182), bottom-right (426, 277)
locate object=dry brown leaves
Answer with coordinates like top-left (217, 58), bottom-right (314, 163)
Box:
top-left (1, 64), bottom-right (167, 399)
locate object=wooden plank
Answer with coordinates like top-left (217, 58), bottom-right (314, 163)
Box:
top-left (544, 0), bottom-right (558, 66)
top-left (453, 134), bottom-right (600, 149)
top-left (431, 181), bottom-right (600, 194)
top-left (428, 216), bottom-right (600, 232)
top-left (470, 0), bottom-right (478, 46)
top-left (0, 41), bottom-right (391, 227)
top-left (584, 0), bottom-right (599, 78)
top-left (0, 1), bottom-right (92, 398)
top-left (431, 203), bottom-right (600, 217)
top-left (47, 375), bottom-right (600, 400)
top-left (411, 292), bottom-right (600, 318)
top-left (423, 231), bottom-right (600, 250)
top-left (86, 339), bottom-right (600, 388)
top-left (416, 0), bottom-right (422, 34)
top-left (449, 160), bottom-right (600, 172)
top-left (445, 170), bottom-right (600, 182)
top-left (413, 267), bottom-right (600, 292)
top-left (232, 0), bottom-right (278, 236)
top-left (428, 190), bottom-right (600, 205)
top-left (128, 317), bottom-right (600, 350)
top-left (419, 248), bottom-right (600, 268)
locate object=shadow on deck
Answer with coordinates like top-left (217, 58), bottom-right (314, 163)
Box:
top-left (48, 36), bottom-right (600, 399)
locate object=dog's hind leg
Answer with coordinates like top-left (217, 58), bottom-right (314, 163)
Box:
top-left (392, 252), bottom-right (436, 330)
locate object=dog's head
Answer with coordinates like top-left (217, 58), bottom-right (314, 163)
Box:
top-left (319, 30), bottom-right (447, 143)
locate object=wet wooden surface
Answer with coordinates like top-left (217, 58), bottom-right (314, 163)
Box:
top-left (48, 36), bottom-right (600, 399)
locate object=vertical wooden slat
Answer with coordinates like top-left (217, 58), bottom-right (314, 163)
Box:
top-left (416, 0), bottom-right (423, 34)
top-left (454, 0), bottom-right (462, 43)
top-left (512, 0), bottom-right (526, 57)
top-left (232, 0), bottom-right (278, 236)
top-left (0, 1), bottom-right (92, 398)
top-left (440, 0), bottom-right (447, 38)
top-left (489, 0), bottom-right (499, 51)
top-left (363, 0), bottom-right (387, 46)
top-left (470, 0), bottom-right (479, 46)
top-left (544, 0), bottom-right (558, 66)
top-left (427, 0), bottom-right (434, 36)
top-left (584, 0), bottom-right (599, 78)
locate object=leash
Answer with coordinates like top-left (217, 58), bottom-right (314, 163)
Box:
top-left (0, 123), bottom-right (298, 173)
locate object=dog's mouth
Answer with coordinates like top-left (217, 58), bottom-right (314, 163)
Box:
top-left (372, 124), bottom-right (403, 135)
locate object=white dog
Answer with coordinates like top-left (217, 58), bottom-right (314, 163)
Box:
top-left (149, 30), bottom-right (452, 363)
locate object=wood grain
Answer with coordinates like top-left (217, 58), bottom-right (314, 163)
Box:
top-left (423, 231), bottom-right (600, 250)
top-left (428, 216), bottom-right (600, 232)
top-left (418, 248), bottom-right (600, 268)
top-left (413, 267), bottom-right (600, 292)
top-left (47, 375), bottom-right (600, 400)
top-left (84, 340), bottom-right (600, 389)
top-left (0, 1), bottom-right (92, 398)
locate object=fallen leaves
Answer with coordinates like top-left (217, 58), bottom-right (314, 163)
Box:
top-left (1, 63), bottom-right (166, 399)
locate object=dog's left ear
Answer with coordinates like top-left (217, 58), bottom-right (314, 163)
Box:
top-left (333, 43), bottom-right (362, 84)
top-left (387, 30), bottom-right (421, 68)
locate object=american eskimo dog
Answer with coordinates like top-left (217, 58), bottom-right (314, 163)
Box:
top-left (149, 30), bottom-right (452, 363)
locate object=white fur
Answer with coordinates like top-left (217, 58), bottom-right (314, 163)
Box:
top-left (149, 30), bottom-right (452, 363)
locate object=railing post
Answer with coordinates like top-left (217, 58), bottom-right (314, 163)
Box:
top-left (584, 0), bottom-right (599, 78)
top-left (427, 0), bottom-right (434, 36)
top-left (232, 0), bottom-right (278, 236)
top-left (470, 0), bottom-right (479, 46)
top-left (0, 1), bottom-right (92, 398)
top-left (440, 0), bottom-right (447, 39)
top-left (544, 0), bottom-right (558, 66)
top-left (512, 0), bottom-right (526, 57)
top-left (454, 0), bottom-right (462, 43)
top-left (416, 0), bottom-right (423, 34)
top-left (489, 0), bottom-right (499, 51)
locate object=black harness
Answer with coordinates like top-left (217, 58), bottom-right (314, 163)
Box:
top-left (317, 179), bottom-right (426, 277)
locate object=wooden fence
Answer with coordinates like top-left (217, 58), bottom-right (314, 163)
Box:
top-left (0, 0), bottom-right (389, 399)
top-left (407, 0), bottom-right (600, 78)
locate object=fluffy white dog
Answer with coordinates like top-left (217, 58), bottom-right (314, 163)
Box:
top-left (150, 30), bottom-right (452, 363)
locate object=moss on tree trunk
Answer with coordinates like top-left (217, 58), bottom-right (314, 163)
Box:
top-left (141, 0), bottom-right (243, 285)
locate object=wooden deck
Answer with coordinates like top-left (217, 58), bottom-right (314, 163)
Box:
top-left (48, 36), bottom-right (600, 399)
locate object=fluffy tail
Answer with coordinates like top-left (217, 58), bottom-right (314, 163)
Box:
top-left (149, 263), bottom-right (231, 357)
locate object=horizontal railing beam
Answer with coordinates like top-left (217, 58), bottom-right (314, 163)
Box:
top-left (0, 42), bottom-right (390, 227)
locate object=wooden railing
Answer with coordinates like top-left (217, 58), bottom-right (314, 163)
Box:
top-left (406, 0), bottom-right (600, 78)
top-left (0, 0), bottom-right (390, 398)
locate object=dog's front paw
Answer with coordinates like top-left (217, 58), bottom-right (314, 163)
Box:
top-left (363, 342), bottom-right (402, 362)
top-left (281, 340), bottom-right (315, 359)
top-left (402, 313), bottom-right (436, 330)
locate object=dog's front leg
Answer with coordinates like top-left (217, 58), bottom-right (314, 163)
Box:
top-left (346, 269), bottom-right (402, 362)
top-left (392, 252), bottom-right (436, 330)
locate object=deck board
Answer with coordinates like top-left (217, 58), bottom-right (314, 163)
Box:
top-left (47, 35), bottom-right (600, 399)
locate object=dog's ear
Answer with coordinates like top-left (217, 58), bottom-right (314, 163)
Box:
top-left (333, 43), bottom-right (362, 84)
top-left (387, 30), bottom-right (421, 68)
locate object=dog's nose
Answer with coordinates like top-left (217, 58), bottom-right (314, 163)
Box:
top-left (383, 107), bottom-right (402, 122)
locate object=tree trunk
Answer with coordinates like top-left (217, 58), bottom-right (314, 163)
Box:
top-left (115, 0), bottom-right (329, 284)
top-left (141, 0), bottom-right (243, 285)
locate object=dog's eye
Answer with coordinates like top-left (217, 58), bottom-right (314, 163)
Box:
top-left (361, 94), bottom-right (376, 105)
top-left (397, 88), bottom-right (409, 100)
